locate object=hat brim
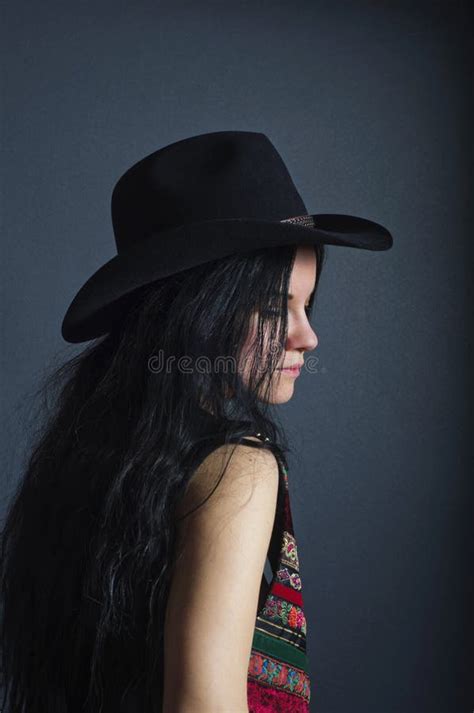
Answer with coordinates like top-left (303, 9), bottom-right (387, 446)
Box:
top-left (61, 213), bottom-right (393, 343)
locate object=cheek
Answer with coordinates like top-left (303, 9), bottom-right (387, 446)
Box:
top-left (239, 313), bottom-right (285, 374)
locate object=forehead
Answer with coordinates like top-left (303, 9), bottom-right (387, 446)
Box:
top-left (288, 245), bottom-right (317, 295)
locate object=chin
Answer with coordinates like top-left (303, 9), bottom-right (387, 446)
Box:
top-left (268, 385), bottom-right (296, 404)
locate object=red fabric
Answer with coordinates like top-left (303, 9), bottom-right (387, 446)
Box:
top-left (271, 580), bottom-right (304, 606)
top-left (247, 680), bottom-right (310, 713)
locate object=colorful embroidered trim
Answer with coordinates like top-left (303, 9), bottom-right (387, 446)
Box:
top-left (281, 531), bottom-right (300, 570)
top-left (248, 650), bottom-right (311, 703)
top-left (247, 461), bottom-right (311, 708)
top-left (259, 594), bottom-right (307, 637)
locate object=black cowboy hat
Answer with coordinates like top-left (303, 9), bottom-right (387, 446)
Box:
top-left (61, 130), bottom-right (393, 343)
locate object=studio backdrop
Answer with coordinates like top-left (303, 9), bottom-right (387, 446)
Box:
top-left (1, 1), bottom-right (472, 711)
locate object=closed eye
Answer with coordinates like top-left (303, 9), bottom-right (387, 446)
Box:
top-left (262, 305), bottom-right (311, 317)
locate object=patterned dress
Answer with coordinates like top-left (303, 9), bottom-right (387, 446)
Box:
top-left (242, 438), bottom-right (311, 712)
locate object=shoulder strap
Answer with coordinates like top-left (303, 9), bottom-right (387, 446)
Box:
top-left (236, 436), bottom-right (268, 447)
top-left (192, 432), bottom-right (266, 461)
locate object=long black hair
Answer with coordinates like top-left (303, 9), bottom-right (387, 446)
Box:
top-left (0, 241), bottom-right (326, 712)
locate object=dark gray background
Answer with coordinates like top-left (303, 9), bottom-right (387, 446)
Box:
top-left (1, 1), bottom-right (472, 711)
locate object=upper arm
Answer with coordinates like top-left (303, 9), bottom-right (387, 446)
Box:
top-left (162, 439), bottom-right (279, 712)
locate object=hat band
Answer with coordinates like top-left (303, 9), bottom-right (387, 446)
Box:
top-left (280, 214), bottom-right (315, 228)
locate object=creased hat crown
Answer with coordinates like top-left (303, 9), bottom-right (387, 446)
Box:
top-left (111, 131), bottom-right (307, 253)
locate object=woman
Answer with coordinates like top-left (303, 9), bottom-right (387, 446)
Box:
top-left (0, 130), bottom-right (393, 712)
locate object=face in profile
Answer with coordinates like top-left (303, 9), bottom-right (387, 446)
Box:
top-left (240, 245), bottom-right (319, 404)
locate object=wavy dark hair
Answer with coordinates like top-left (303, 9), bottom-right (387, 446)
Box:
top-left (0, 240), bottom-right (326, 712)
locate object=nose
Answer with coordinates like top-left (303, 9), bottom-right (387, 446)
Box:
top-left (286, 318), bottom-right (318, 353)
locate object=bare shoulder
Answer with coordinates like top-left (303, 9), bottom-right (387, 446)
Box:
top-left (175, 436), bottom-right (279, 524)
top-left (163, 439), bottom-right (279, 710)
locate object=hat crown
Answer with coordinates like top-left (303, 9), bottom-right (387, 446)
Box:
top-left (111, 131), bottom-right (307, 253)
